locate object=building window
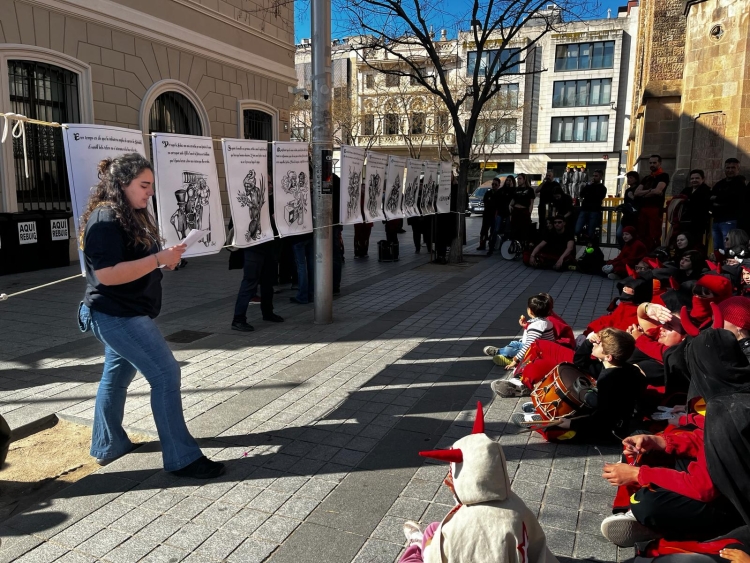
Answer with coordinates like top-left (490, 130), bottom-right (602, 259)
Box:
top-left (148, 91), bottom-right (203, 136)
top-left (474, 118), bottom-right (516, 145)
top-left (487, 83), bottom-right (520, 110)
top-left (8, 60), bottom-right (80, 211)
top-left (385, 74), bottom-right (400, 88)
top-left (436, 112), bottom-right (451, 132)
top-left (551, 115), bottom-right (609, 142)
top-left (552, 79), bottom-right (612, 107)
top-left (410, 112), bottom-right (425, 134)
top-left (243, 109), bottom-right (273, 142)
top-left (554, 41), bottom-right (615, 71)
top-left (385, 113), bottom-right (400, 134)
top-left (363, 114), bottom-right (375, 135)
top-left (365, 74), bottom-right (374, 89)
top-left (467, 48), bottom-right (521, 76)
top-left (291, 126), bottom-right (309, 142)
top-left (410, 69), bottom-right (426, 86)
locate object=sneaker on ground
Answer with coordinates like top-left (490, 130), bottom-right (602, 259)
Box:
top-left (600, 511), bottom-right (661, 547)
top-left (250, 296), bottom-right (261, 304)
top-left (483, 346), bottom-right (499, 357)
top-left (403, 521), bottom-right (423, 546)
top-left (171, 456), bottom-right (225, 479)
top-left (492, 354), bottom-right (514, 367)
top-left (491, 378), bottom-right (531, 398)
top-left (263, 314), bottom-right (284, 323)
top-left (231, 321), bottom-right (254, 332)
top-left (521, 401), bottom-right (536, 413)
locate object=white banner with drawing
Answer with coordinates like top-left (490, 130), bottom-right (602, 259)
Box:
top-left (436, 161), bottom-right (453, 214)
top-left (363, 151), bottom-right (388, 223)
top-left (272, 142), bottom-right (312, 237)
top-left (152, 133), bottom-right (225, 257)
top-left (339, 145), bottom-right (366, 225)
top-left (221, 139), bottom-right (273, 248)
top-left (421, 161), bottom-right (439, 216)
top-left (383, 156), bottom-right (406, 220)
top-left (62, 124), bottom-right (149, 270)
top-left (403, 159), bottom-right (423, 218)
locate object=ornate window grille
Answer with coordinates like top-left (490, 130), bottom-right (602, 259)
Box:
top-left (8, 60), bottom-right (80, 211)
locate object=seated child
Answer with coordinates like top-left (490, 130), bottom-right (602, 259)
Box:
top-left (400, 403), bottom-right (557, 563)
top-left (586, 277), bottom-right (653, 335)
top-left (536, 328), bottom-right (644, 443)
top-left (602, 226), bottom-right (648, 280)
top-left (487, 294), bottom-right (555, 398)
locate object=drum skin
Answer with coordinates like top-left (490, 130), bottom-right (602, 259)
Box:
top-left (531, 362), bottom-right (596, 421)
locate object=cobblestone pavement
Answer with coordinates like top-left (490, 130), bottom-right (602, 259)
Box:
top-left (0, 219), bottom-right (628, 563)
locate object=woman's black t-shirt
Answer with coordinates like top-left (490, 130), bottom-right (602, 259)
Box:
top-left (512, 187), bottom-right (535, 208)
top-left (83, 206), bottom-right (163, 318)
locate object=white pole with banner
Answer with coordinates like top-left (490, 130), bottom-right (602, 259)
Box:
top-left (62, 124), bottom-right (148, 271)
top-left (151, 133), bottom-right (225, 257)
top-left (436, 161), bottom-right (452, 214)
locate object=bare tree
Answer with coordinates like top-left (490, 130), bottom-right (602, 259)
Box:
top-left (339, 0), bottom-right (597, 261)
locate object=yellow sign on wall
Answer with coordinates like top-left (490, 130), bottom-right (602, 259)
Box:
top-left (480, 162), bottom-right (498, 169)
top-left (566, 162), bottom-right (587, 168)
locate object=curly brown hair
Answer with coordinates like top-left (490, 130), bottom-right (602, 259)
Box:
top-left (78, 153), bottom-right (161, 250)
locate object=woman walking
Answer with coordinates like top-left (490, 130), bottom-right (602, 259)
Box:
top-left (77, 153), bottom-right (224, 479)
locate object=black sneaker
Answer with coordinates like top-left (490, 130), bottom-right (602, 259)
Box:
top-left (333, 288), bottom-right (341, 295)
top-left (263, 313), bottom-right (284, 323)
top-left (231, 321), bottom-right (254, 332)
top-left (171, 456), bottom-right (225, 479)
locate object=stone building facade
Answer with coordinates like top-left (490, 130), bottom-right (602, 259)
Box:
top-left (628, 0), bottom-right (750, 191)
top-left (0, 0), bottom-right (296, 226)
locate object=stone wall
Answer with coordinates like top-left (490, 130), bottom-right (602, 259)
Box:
top-left (675, 0), bottom-right (750, 188)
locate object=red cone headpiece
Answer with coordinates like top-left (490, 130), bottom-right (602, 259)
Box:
top-left (472, 401), bottom-right (485, 435)
top-left (419, 402), bottom-right (485, 464)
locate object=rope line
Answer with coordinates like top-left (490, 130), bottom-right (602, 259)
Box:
top-left (0, 274), bottom-right (84, 302)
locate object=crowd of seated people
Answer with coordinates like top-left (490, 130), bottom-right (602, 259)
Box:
top-left (477, 238), bottom-right (750, 563)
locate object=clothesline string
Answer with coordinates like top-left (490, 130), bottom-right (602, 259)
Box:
top-left (0, 211), bottom-right (466, 302)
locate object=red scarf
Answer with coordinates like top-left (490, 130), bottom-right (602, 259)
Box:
top-left (651, 167), bottom-right (664, 177)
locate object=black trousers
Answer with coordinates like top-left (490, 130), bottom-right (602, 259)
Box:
top-left (233, 247), bottom-right (276, 321)
top-left (385, 219), bottom-right (402, 244)
top-left (479, 215), bottom-right (493, 246)
top-left (631, 484), bottom-right (742, 541)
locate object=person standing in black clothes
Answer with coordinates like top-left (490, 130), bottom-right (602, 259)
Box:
top-left (710, 157), bottom-right (748, 251)
top-left (231, 239), bottom-right (284, 330)
top-left (551, 186), bottom-right (574, 221)
top-left (536, 170), bottom-right (561, 228)
top-left (635, 155), bottom-right (670, 250)
top-left (616, 171), bottom-right (640, 247)
top-left (680, 169), bottom-right (712, 245)
top-left (575, 169), bottom-right (607, 242)
top-left (477, 177), bottom-right (500, 251)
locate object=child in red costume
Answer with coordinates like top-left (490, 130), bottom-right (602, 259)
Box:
top-left (603, 226), bottom-right (648, 279)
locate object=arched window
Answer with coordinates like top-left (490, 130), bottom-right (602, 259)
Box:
top-left (148, 91), bottom-right (203, 136)
top-left (8, 60), bottom-right (80, 211)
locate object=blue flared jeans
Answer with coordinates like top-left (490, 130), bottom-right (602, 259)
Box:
top-left (79, 304), bottom-right (202, 471)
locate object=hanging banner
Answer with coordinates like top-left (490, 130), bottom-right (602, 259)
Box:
top-left (221, 139), bottom-right (273, 248)
top-left (62, 124), bottom-right (149, 270)
top-left (436, 161), bottom-right (453, 214)
top-left (338, 145), bottom-right (366, 225)
top-left (152, 133), bottom-right (225, 257)
top-left (363, 151), bottom-right (388, 223)
top-left (384, 156), bottom-right (406, 220)
top-left (421, 161), bottom-right (439, 216)
top-left (403, 159), bottom-right (423, 218)
top-left (272, 141), bottom-right (312, 237)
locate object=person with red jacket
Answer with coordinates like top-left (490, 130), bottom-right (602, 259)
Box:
top-left (587, 277), bottom-right (653, 335)
top-left (603, 226), bottom-right (648, 280)
top-left (599, 413), bottom-right (743, 547)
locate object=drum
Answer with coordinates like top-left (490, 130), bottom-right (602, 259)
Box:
top-left (530, 362), bottom-right (596, 421)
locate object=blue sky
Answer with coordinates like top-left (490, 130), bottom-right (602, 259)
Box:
top-left (294, 0), bottom-right (628, 43)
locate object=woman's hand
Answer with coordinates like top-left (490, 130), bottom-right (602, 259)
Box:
top-left (644, 302), bottom-right (673, 324)
top-left (157, 244), bottom-right (187, 270)
top-left (622, 434), bottom-right (667, 456)
top-left (602, 463), bottom-right (640, 486)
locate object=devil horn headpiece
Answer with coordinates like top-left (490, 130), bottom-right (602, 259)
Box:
top-left (681, 306), bottom-right (700, 337)
top-left (626, 264), bottom-right (637, 279)
top-left (418, 402), bottom-right (484, 464)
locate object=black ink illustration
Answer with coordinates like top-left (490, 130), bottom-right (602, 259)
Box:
top-left (281, 170), bottom-right (308, 226)
top-left (237, 169), bottom-right (266, 242)
top-left (346, 167), bottom-right (362, 219)
top-left (421, 174), bottom-right (435, 213)
top-left (366, 171), bottom-right (381, 219)
top-left (386, 174), bottom-right (401, 215)
top-left (171, 171), bottom-right (212, 246)
top-left (404, 175), bottom-right (420, 213)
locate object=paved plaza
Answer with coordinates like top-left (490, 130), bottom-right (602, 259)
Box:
top-left (0, 220), bottom-right (627, 563)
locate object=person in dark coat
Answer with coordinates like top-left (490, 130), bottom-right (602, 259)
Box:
top-left (680, 169), bottom-right (712, 246)
top-left (536, 170), bottom-right (561, 228)
top-left (710, 158), bottom-right (748, 252)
